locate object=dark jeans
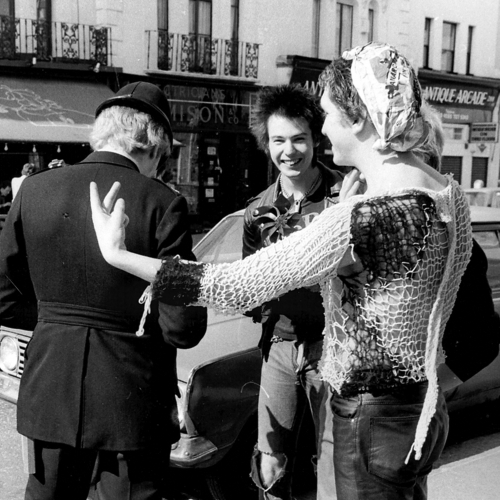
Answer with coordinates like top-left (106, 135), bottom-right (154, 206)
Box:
top-left (24, 440), bottom-right (167, 500)
top-left (252, 339), bottom-right (334, 500)
top-left (332, 382), bottom-right (448, 500)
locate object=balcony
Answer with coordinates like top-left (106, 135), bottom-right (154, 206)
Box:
top-left (0, 15), bottom-right (112, 66)
top-left (146, 30), bottom-right (260, 79)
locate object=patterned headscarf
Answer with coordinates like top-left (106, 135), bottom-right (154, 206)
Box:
top-left (343, 42), bottom-right (428, 152)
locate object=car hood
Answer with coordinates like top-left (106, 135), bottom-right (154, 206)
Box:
top-left (176, 308), bottom-right (262, 383)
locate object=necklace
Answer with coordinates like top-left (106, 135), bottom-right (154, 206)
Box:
top-left (279, 170), bottom-right (323, 206)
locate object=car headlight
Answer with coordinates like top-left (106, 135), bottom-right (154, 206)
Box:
top-left (176, 382), bottom-right (188, 432)
top-left (0, 336), bottom-right (20, 374)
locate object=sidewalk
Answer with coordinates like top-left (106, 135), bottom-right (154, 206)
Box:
top-left (428, 431), bottom-right (500, 500)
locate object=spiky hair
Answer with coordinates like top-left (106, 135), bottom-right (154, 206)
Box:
top-left (250, 84), bottom-right (324, 152)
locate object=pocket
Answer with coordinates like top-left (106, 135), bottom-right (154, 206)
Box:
top-left (368, 415), bottom-right (430, 484)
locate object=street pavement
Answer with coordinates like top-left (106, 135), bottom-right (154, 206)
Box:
top-left (2, 399), bottom-right (500, 500)
top-left (428, 429), bottom-right (500, 500)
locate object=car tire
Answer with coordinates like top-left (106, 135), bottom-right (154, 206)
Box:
top-left (204, 419), bottom-right (259, 500)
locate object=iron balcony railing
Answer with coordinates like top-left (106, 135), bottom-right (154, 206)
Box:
top-left (146, 30), bottom-right (259, 79)
top-left (0, 15), bottom-right (111, 66)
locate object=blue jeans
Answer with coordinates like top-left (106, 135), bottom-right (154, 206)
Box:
top-left (251, 339), bottom-right (335, 500)
top-left (332, 382), bottom-right (448, 500)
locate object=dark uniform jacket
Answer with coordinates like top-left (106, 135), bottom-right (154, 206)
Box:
top-left (0, 151), bottom-right (207, 451)
top-left (242, 162), bottom-right (344, 353)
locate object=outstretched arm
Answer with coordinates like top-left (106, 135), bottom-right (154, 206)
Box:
top-left (91, 181), bottom-right (355, 312)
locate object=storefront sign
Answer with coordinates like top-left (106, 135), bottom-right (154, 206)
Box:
top-left (286, 56), bottom-right (330, 96)
top-left (470, 123), bottom-right (498, 143)
top-left (162, 84), bottom-right (252, 130)
top-left (422, 85), bottom-right (496, 108)
top-left (433, 106), bottom-right (491, 124)
top-left (420, 79), bottom-right (499, 124)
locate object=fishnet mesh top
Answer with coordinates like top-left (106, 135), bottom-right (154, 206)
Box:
top-left (154, 177), bottom-right (472, 460)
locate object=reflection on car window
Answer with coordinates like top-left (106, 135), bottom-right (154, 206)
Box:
top-left (475, 230), bottom-right (500, 292)
top-left (194, 215), bottom-right (244, 264)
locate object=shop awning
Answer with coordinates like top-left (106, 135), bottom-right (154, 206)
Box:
top-left (0, 76), bottom-right (114, 143)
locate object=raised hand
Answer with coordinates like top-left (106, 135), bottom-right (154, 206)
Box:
top-left (90, 181), bottom-right (129, 265)
top-left (339, 168), bottom-right (366, 202)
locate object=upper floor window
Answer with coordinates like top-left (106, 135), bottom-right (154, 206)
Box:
top-left (336, 2), bottom-right (353, 57)
top-left (312, 0), bottom-right (321, 58)
top-left (229, 0), bottom-right (239, 75)
top-left (443, 125), bottom-right (466, 142)
top-left (423, 17), bottom-right (431, 68)
top-left (0, 0), bottom-right (14, 16)
top-left (442, 21), bottom-right (456, 73)
top-left (158, 0), bottom-right (168, 31)
top-left (189, 0), bottom-right (212, 72)
top-left (189, 0), bottom-right (212, 37)
top-left (37, 0), bottom-right (51, 23)
top-left (368, 8), bottom-right (374, 43)
top-left (466, 26), bottom-right (474, 74)
top-left (231, 0), bottom-right (239, 41)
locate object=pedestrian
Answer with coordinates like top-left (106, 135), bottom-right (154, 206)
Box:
top-left (0, 81), bottom-right (207, 500)
top-left (89, 43), bottom-right (473, 500)
top-left (0, 181), bottom-right (12, 213)
top-left (11, 162), bottom-right (35, 199)
top-left (243, 84), bottom-right (343, 500)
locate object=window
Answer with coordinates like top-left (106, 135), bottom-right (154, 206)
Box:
top-left (442, 21), bottom-right (456, 72)
top-left (158, 0), bottom-right (168, 31)
top-left (189, 0), bottom-right (212, 71)
top-left (230, 0), bottom-right (239, 42)
top-left (443, 125), bottom-right (465, 141)
top-left (0, 0), bottom-right (14, 16)
top-left (472, 157), bottom-right (488, 188)
top-left (312, 0), bottom-right (321, 58)
top-left (423, 18), bottom-right (431, 68)
top-left (36, 0), bottom-right (52, 60)
top-left (0, 0), bottom-right (15, 58)
top-left (441, 156), bottom-right (462, 184)
top-left (466, 26), bottom-right (474, 74)
top-left (157, 1), bottom-right (169, 70)
top-left (368, 8), bottom-right (374, 43)
top-left (190, 0), bottom-right (212, 37)
top-left (336, 2), bottom-right (353, 57)
top-left (229, 0), bottom-right (239, 74)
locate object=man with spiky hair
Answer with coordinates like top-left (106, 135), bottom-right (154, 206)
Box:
top-left (243, 84), bottom-right (343, 500)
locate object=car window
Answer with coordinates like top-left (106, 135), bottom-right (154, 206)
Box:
top-left (475, 229), bottom-right (500, 293)
top-left (194, 215), bottom-right (244, 264)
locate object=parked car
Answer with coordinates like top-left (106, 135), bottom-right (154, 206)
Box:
top-left (464, 187), bottom-right (500, 208)
top-left (1, 206), bottom-right (500, 500)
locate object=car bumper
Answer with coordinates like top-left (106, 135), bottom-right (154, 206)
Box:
top-left (0, 371), bottom-right (20, 404)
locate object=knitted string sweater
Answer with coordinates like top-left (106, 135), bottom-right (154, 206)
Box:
top-left (153, 178), bottom-right (472, 461)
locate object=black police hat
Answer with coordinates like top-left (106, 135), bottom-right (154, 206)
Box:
top-left (95, 81), bottom-right (173, 144)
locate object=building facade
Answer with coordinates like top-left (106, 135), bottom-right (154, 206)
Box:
top-left (1, 0), bottom-right (500, 227)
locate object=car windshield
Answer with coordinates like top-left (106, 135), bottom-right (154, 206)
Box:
top-left (194, 214), bottom-right (244, 264)
top-left (475, 229), bottom-right (500, 293)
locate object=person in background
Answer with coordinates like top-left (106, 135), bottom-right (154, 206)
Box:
top-left (243, 84), bottom-right (343, 500)
top-left (0, 81), bottom-right (207, 500)
top-left (89, 43), bottom-right (473, 500)
top-left (11, 163), bottom-right (35, 199)
top-left (0, 181), bottom-right (12, 213)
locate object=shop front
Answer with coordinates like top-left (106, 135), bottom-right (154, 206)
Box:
top-left (0, 75), bottom-right (113, 184)
top-left (149, 78), bottom-right (268, 231)
top-left (419, 70), bottom-right (500, 188)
